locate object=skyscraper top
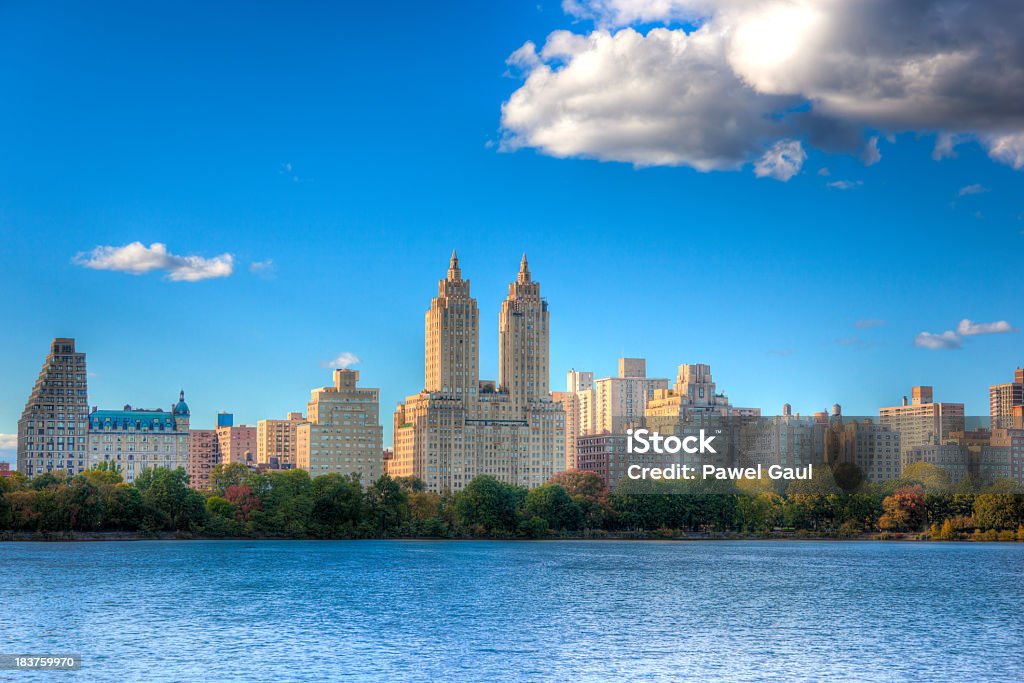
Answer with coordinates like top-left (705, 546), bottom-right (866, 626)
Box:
top-left (518, 253), bottom-right (531, 283)
top-left (447, 249), bottom-right (462, 281)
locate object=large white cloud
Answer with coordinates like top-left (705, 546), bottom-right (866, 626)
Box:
top-left (74, 242), bottom-right (234, 282)
top-left (502, 0), bottom-right (1024, 176)
top-left (502, 26), bottom-right (800, 172)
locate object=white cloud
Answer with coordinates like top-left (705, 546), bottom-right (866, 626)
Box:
top-left (957, 319), bottom-right (1015, 336)
top-left (861, 137), bottom-right (881, 166)
top-left (914, 331), bottom-right (961, 350)
top-left (561, 0), bottom-right (705, 28)
top-left (932, 133), bottom-right (961, 160)
top-left (504, 1), bottom-right (1024, 173)
top-left (753, 139), bottom-right (806, 181)
top-left (986, 133), bottom-right (1024, 169)
top-left (0, 433), bottom-right (16, 450)
top-left (74, 242), bottom-right (234, 282)
top-left (913, 318), bottom-right (1014, 349)
top-left (501, 27), bottom-right (799, 171)
top-left (855, 319), bottom-right (885, 329)
top-left (828, 180), bottom-right (862, 190)
top-left (321, 352), bottom-right (361, 369)
top-left (958, 184), bottom-right (989, 197)
top-left (249, 259), bottom-right (275, 278)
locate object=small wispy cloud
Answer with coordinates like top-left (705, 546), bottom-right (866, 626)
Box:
top-left (753, 139), bottom-right (806, 182)
top-left (914, 331), bottom-right (961, 350)
top-left (861, 136), bottom-right (882, 166)
top-left (767, 349), bottom-right (797, 357)
top-left (933, 133), bottom-right (963, 160)
top-left (0, 433), bottom-right (17, 450)
top-left (74, 242), bottom-right (234, 282)
top-left (249, 259), bottom-right (275, 278)
top-left (280, 162), bottom-right (301, 182)
top-left (835, 336), bottom-right (877, 350)
top-left (321, 352), bottom-right (360, 369)
top-left (855, 319), bottom-right (886, 329)
top-left (957, 319), bottom-right (1015, 336)
top-left (828, 180), bottom-right (863, 190)
top-left (958, 183), bottom-right (990, 197)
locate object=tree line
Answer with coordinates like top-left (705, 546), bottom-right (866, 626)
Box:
top-left (1, 461), bottom-right (1022, 540)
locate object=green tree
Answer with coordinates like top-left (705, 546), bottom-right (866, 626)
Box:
top-left (310, 473), bottom-right (364, 536)
top-left (135, 467), bottom-right (207, 532)
top-left (901, 462), bottom-right (952, 493)
top-left (205, 495), bottom-right (240, 535)
top-left (30, 471), bottom-right (66, 491)
top-left (394, 476), bottom-right (426, 493)
top-left (253, 470), bottom-right (313, 535)
top-left (60, 477), bottom-right (103, 530)
top-left (549, 470), bottom-right (612, 529)
top-left (0, 487), bottom-right (10, 529)
top-left (365, 475), bottom-right (408, 534)
top-left (454, 476), bottom-right (525, 536)
top-left (973, 493), bottom-right (1023, 530)
top-left (522, 484), bottom-right (581, 532)
top-left (209, 463), bottom-right (253, 497)
top-left (7, 490), bottom-right (41, 530)
top-left (549, 471), bottom-right (607, 499)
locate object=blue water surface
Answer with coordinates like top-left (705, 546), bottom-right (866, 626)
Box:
top-left (0, 540), bottom-right (1021, 681)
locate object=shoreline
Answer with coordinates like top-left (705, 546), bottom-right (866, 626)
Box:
top-left (2, 530), bottom-right (1014, 543)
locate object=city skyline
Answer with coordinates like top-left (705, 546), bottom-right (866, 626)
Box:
top-left (4, 250), bottom-right (1021, 471)
top-left (1, 247), bottom-right (1021, 466)
top-left (2, 2), bottom-right (1023, 466)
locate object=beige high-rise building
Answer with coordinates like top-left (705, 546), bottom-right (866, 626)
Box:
top-left (499, 255), bottom-right (550, 409)
top-left (553, 369), bottom-right (594, 470)
top-left (594, 359), bottom-right (668, 434)
top-left (646, 363), bottom-right (760, 431)
top-left (257, 412), bottom-right (307, 466)
top-left (841, 419), bottom-right (901, 482)
top-left (425, 250), bottom-right (479, 397)
top-left (879, 386), bottom-right (965, 456)
top-left (216, 423), bottom-right (257, 466)
top-left (17, 338), bottom-right (90, 477)
top-left (990, 368), bottom-right (1024, 429)
top-left (556, 361), bottom-right (668, 470)
top-left (391, 252), bottom-right (565, 492)
top-left (741, 414), bottom-right (827, 471)
top-left (296, 369), bottom-right (383, 484)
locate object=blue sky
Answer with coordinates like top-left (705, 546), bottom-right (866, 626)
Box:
top-left (1, 1), bottom-right (1022, 463)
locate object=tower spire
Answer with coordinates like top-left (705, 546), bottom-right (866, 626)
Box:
top-left (518, 253), bottom-right (531, 283)
top-left (447, 249), bottom-right (462, 281)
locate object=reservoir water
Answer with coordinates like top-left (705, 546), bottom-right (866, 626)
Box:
top-left (1, 540), bottom-right (1021, 681)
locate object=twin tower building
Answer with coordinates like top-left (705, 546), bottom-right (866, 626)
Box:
top-left (390, 251), bottom-right (565, 491)
top-left (17, 252), bottom-right (564, 493)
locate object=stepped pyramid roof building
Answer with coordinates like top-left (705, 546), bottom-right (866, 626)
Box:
top-left (17, 338), bottom-right (90, 477)
top-left (390, 252), bottom-right (565, 492)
